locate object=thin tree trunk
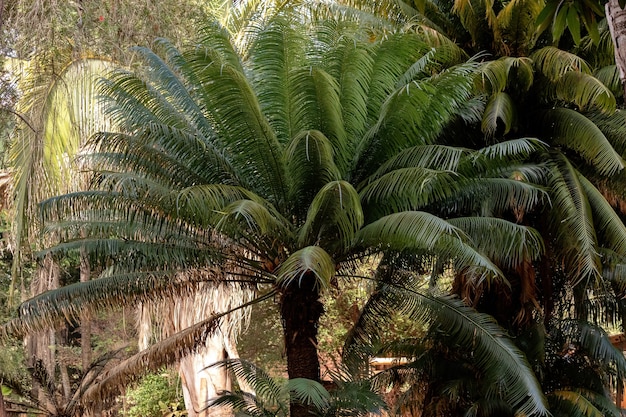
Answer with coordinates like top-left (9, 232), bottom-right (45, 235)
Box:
top-left (606, 0), bottom-right (626, 102)
top-left (80, 248), bottom-right (91, 371)
top-left (25, 255), bottom-right (60, 409)
top-left (0, 387), bottom-right (6, 417)
top-left (280, 273), bottom-right (324, 417)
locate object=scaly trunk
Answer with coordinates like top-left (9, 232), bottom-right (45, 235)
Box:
top-left (280, 273), bottom-right (324, 417)
top-left (607, 0), bottom-right (626, 102)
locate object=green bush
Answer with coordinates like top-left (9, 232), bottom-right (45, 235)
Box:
top-left (123, 370), bottom-right (185, 417)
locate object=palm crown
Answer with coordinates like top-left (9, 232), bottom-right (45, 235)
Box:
top-left (2, 9), bottom-right (559, 417)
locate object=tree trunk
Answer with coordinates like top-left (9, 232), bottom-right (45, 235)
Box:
top-left (80, 248), bottom-right (92, 371)
top-left (280, 274), bottom-right (324, 417)
top-left (25, 255), bottom-right (60, 409)
top-left (0, 387), bottom-right (6, 417)
top-left (179, 336), bottom-right (232, 417)
top-left (606, 0), bottom-right (626, 102)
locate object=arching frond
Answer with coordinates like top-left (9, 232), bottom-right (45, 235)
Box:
top-left (453, 0), bottom-right (497, 45)
top-left (594, 65), bottom-right (622, 98)
top-left (357, 211), bottom-right (504, 280)
top-left (548, 390), bottom-right (620, 417)
top-left (531, 46), bottom-right (592, 81)
top-left (176, 184), bottom-right (270, 226)
top-left (349, 287), bottom-right (549, 416)
top-left (539, 109), bottom-right (624, 176)
top-left (247, 15), bottom-right (305, 143)
top-left (356, 61), bottom-right (479, 174)
top-left (288, 67), bottom-right (348, 172)
top-left (359, 167), bottom-right (460, 216)
top-left (370, 145), bottom-right (467, 180)
top-left (547, 154), bottom-right (600, 285)
top-left (275, 246), bottom-right (336, 290)
top-left (285, 130), bottom-right (342, 210)
top-left (578, 174), bottom-right (626, 256)
top-left (477, 137), bottom-right (546, 159)
top-left (495, 0), bottom-right (543, 55)
top-left (447, 217), bottom-right (544, 268)
top-left (482, 91), bottom-right (515, 137)
top-left (217, 199), bottom-right (293, 242)
top-left (299, 181), bottom-right (364, 249)
top-left (555, 72), bottom-right (616, 112)
top-left (559, 319), bottom-right (626, 375)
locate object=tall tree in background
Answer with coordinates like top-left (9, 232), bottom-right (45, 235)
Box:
top-left (0, 1), bottom-right (229, 415)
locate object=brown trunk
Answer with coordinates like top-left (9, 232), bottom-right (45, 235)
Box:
top-left (0, 387), bottom-right (6, 417)
top-left (80, 249), bottom-right (91, 371)
top-left (280, 273), bottom-right (324, 417)
top-left (606, 0), bottom-right (626, 102)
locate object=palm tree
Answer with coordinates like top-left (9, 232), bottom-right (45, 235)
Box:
top-left (1, 9), bottom-right (549, 417)
top-left (334, 0), bottom-right (626, 414)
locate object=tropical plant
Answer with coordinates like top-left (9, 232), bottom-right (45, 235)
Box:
top-left (332, 0), bottom-right (626, 414)
top-left (0, 7), bottom-right (550, 417)
top-left (209, 359), bottom-right (387, 417)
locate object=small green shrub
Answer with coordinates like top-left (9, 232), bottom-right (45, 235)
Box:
top-left (123, 370), bottom-right (184, 417)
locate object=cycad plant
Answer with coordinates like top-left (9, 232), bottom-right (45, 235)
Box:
top-left (2, 9), bottom-right (551, 417)
top-left (335, 0), bottom-right (626, 414)
top-left (208, 359), bottom-right (387, 417)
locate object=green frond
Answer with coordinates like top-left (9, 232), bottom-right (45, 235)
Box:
top-left (298, 181), bottom-right (364, 249)
top-left (176, 184), bottom-right (270, 226)
top-left (357, 211), bottom-right (504, 280)
top-left (539, 109), bottom-right (624, 176)
top-left (275, 246), bottom-right (336, 290)
top-left (131, 43), bottom-right (215, 135)
top-left (587, 109), bottom-right (626, 154)
top-left (285, 130), bottom-right (342, 210)
top-left (419, 296), bottom-right (547, 416)
top-left (578, 175), bottom-right (626, 256)
top-left (477, 137), bottom-right (546, 159)
top-left (288, 67), bottom-right (348, 172)
top-left (213, 359), bottom-right (286, 411)
top-left (349, 288), bottom-right (548, 416)
top-left (195, 20), bottom-right (245, 72)
top-left (184, 50), bottom-right (288, 206)
top-left (326, 38), bottom-right (374, 152)
top-left (449, 170), bottom-right (547, 217)
top-left (594, 66), bottom-right (622, 98)
top-left (395, 48), bottom-right (439, 88)
top-left (1, 269), bottom-right (216, 338)
top-left (447, 217), bottom-right (544, 268)
top-left (372, 144), bottom-right (467, 175)
top-left (359, 167), bottom-right (460, 215)
top-left (284, 378), bottom-right (331, 409)
top-left (548, 390), bottom-right (619, 417)
top-left (531, 46), bottom-right (592, 81)
top-left (481, 91), bottom-right (516, 137)
top-left (477, 59), bottom-right (514, 94)
top-left (218, 199), bottom-right (293, 241)
top-left (556, 72), bottom-right (616, 112)
top-left (356, 61), bottom-right (479, 173)
top-left (453, 0), bottom-right (497, 45)
top-left (495, 0), bottom-right (544, 55)
top-left (559, 319), bottom-right (626, 375)
top-left (364, 33), bottom-right (432, 126)
top-left (247, 15), bottom-right (305, 143)
top-left (547, 154), bottom-right (600, 285)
